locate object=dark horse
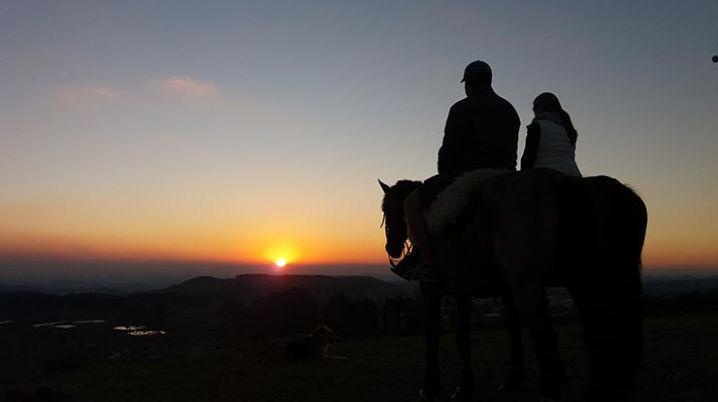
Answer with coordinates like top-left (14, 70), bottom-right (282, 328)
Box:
top-left (379, 169), bottom-right (647, 401)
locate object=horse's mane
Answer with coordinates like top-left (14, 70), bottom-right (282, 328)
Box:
top-left (381, 180), bottom-right (422, 226)
top-left (381, 180), bottom-right (422, 211)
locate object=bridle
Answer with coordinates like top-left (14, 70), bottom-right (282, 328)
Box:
top-left (380, 179), bottom-right (422, 269)
top-left (382, 211), bottom-right (411, 268)
top-left (388, 243), bottom-right (411, 268)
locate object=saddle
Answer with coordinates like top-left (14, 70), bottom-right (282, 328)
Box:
top-left (423, 169), bottom-right (509, 235)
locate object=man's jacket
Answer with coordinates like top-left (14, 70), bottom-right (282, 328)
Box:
top-left (438, 88), bottom-right (520, 176)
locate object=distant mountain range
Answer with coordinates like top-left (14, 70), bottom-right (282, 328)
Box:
top-left (0, 283), bottom-right (149, 296)
top-left (0, 274), bottom-right (416, 323)
top-left (161, 274), bottom-right (413, 303)
top-left (1, 274), bottom-right (717, 327)
top-left (3, 273), bottom-right (718, 297)
top-left (643, 275), bottom-right (718, 297)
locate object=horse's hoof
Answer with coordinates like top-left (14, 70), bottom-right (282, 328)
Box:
top-left (417, 389), bottom-right (435, 402)
top-left (450, 386), bottom-right (480, 401)
top-left (498, 375), bottom-right (522, 393)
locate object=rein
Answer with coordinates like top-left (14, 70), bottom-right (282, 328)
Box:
top-left (387, 241), bottom-right (412, 268)
top-left (379, 210), bottom-right (411, 268)
top-left (381, 182), bottom-right (420, 269)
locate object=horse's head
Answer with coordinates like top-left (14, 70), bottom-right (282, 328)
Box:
top-left (379, 179), bottom-right (422, 260)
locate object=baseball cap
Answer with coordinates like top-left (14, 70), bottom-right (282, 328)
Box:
top-left (461, 60), bottom-right (492, 84)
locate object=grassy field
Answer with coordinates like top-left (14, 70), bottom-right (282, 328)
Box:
top-left (2, 312), bottom-right (717, 401)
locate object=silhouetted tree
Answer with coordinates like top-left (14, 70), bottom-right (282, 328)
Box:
top-left (215, 300), bottom-right (250, 344)
top-left (247, 287), bottom-right (321, 339)
top-left (383, 296), bottom-right (424, 336)
top-left (324, 293), bottom-right (378, 340)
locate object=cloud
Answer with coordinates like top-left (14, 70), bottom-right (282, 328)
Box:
top-left (152, 75), bottom-right (219, 97)
top-left (50, 75), bottom-right (221, 106)
top-left (51, 84), bottom-right (119, 104)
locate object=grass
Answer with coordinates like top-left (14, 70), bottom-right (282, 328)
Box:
top-left (3, 312), bottom-right (717, 401)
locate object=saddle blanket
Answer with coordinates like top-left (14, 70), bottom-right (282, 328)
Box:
top-left (423, 169), bottom-right (510, 235)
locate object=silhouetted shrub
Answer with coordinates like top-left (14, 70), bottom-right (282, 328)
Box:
top-left (324, 293), bottom-right (378, 340)
top-left (41, 333), bottom-right (89, 374)
top-left (383, 296), bottom-right (423, 336)
top-left (247, 287), bottom-right (321, 339)
top-left (215, 300), bottom-right (251, 344)
top-left (1, 386), bottom-right (75, 402)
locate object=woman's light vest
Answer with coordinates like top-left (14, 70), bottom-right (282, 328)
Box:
top-left (534, 119), bottom-right (582, 177)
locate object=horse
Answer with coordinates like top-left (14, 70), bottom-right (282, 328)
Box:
top-left (379, 168), bottom-right (647, 402)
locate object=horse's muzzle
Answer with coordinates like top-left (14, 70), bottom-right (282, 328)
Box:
top-left (386, 243), bottom-right (404, 259)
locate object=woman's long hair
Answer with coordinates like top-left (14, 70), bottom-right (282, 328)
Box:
top-left (533, 92), bottom-right (578, 145)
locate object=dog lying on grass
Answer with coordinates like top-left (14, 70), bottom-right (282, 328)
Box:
top-left (258, 324), bottom-right (349, 362)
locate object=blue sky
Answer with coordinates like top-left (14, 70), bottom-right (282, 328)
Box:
top-left (1, 1), bottom-right (717, 280)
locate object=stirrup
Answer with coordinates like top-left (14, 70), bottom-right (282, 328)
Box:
top-left (391, 256), bottom-right (438, 282)
top-left (417, 389), bottom-right (436, 402)
top-left (450, 385), bottom-right (477, 400)
top-left (390, 253), bottom-right (421, 280)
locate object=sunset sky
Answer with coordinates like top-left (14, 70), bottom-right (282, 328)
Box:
top-left (1, 1), bottom-right (717, 281)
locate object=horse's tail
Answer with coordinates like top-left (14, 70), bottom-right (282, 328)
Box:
top-left (612, 181), bottom-right (647, 385)
top-left (577, 177), bottom-right (647, 400)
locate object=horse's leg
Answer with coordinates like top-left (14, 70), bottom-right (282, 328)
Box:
top-left (571, 282), bottom-right (640, 402)
top-left (452, 295), bottom-right (474, 399)
top-left (570, 286), bottom-right (612, 402)
top-left (499, 294), bottom-right (524, 392)
top-left (524, 291), bottom-right (565, 400)
top-left (420, 281), bottom-right (442, 400)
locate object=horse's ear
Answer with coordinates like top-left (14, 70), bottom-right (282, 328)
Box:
top-left (378, 179), bottom-right (391, 194)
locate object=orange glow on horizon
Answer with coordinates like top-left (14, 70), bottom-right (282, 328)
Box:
top-left (0, 230), bottom-right (388, 267)
top-left (1, 199), bottom-right (716, 270)
top-left (2, 233), bottom-right (717, 271)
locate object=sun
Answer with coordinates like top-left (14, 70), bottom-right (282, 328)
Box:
top-left (263, 241), bottom-right (300, 268)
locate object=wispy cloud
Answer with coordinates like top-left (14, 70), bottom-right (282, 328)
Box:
top-left (151, 75), bottom-right (219, 97)
top-left (50, 75), bottom-right (221, 105)
top-left (51, 84), bottom-right (119, 104)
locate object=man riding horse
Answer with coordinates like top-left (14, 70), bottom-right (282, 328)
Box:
top-left (392, 60), bottom-right (520, 280)
top-left (382, 60), bottom-right (526, 401)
